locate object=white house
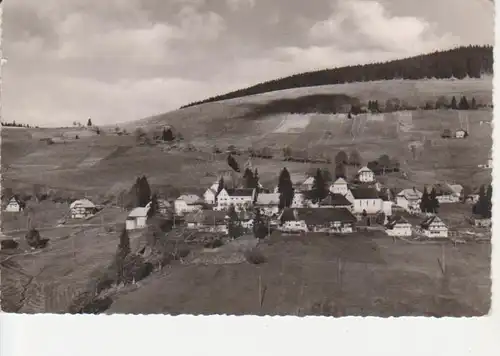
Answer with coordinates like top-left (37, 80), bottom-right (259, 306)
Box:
top-left (300, 177), bottom-right (315, 191)
top-left (185, 210), bottom-right (228, 233)
top-left (203, 188), bottom-right (218, 205)
top-left (174, 194), bottom-right (203, 215)
top-left (419, 215), bottom-right (448, 238)
top-left (396, 188), bottom-right (423, 214)
top-left (455, 129), bottom-right (468, 139)
top-left (126, 206), bottom-right (150, 230)
top-left (69, 199), bottom-right (97, 219)
top-left (145, 199), bottom-right (171, 215)
top-left (4, 196), bottom-right (25, 213)
top-left (278, 207), bottom-right (357, 234)
top-left (291, 192), bottom-right (307, 208)
top-left (385, 216), bottom-right (412, 237)
top-left (277, 209), bottom-right (308, 233)
top-left (255, 193), bottom-right (280, 216)
top-left (215, 188), bottom-right (256, 212)
top-left (351, 188), bottom-right (383, 215)
top-left (357, 166), bottom-right (375, 183)
top-left (434, 184), bottom-right (460, 204)
top-left (329, 178), bottom-right (351, 196)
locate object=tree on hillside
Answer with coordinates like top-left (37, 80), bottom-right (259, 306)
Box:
top-left (321, 168), bottom-right (332, 183)
top-left (148, 193), bottom-right (159, 218)
top-left (458, 96), bottom-right (470, 110)
top-left (435, 96), bottom-right (449, 109)
top-left (470, 97), bottom-right (477, 110)
top-left (278, 167), bottom-right (294, 209)
top-left (311, 169), bottom-right (327, 203)
top-left (378, 154), bottom-right (391, 174)
top-left (253, 208), bottom-right (268, 239)
top-left (253, 168), bottom-right (260, 191)
top-left (116, 228), bottom-right (131, 283)
top-left (420, 187), bottom-right (430, 213)
top-left (429, 187), bottom-right (440, 213)
top-left (348, 150), bottom-right (362, 166)
top-left (87, 118), bottom-right (92, 127)
top-left (243, 168), bottom-right (255, 189)
top-left (335, 151), bottom-right (348, 165)
top-left (216, 177), bottom-right (225, 197)
top-left (335, 162), bottom-right (346, 179)
top-left (227, 154), bottom-right (240, 173)
top-left (162, 127), bottom-right (174, 142)
top-left (450, 96), bottom-right (458, 110)
top-left (473, 184), bottom-right (492, 218)
top-left (134, 176), bottom-right (151, 207)
top-left (227, 204), bottom-right (242, 239)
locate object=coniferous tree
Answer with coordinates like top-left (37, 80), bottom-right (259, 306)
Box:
top-left (227, 204), bottom-right (242, 239)
top-left (253, 208), bottom-right (268, 239)
top-left (420, 187), bottom-right (429, 213)
top-left (278, 167), bottom-right (294, 209)
top-left (471, 97), bottom-right (477, 110)
top-left (87, 118), bottom-right (92, 127)
top-left (458, 96), bottom-right (470, 110)
top-left (148, 193), bottom-right (159, 218)
top-left (429, 187), bottom-right (439, 213)
top-left (348, 149), bottom-right (362, 166)
top-left (243, 168), bottom-right (255, 189)
top-left (162, 128), bottom-right (174, 141)
top-left (335, 151), bottom-right (348, 165)
top-left (216, 177), bottom-right (225, 196)
top-left (450, 96), bottom-right (458, 110)
top-left (335, 162), bottom-right (346, 179)
top-left (312, 168), bottom-right (327, 203)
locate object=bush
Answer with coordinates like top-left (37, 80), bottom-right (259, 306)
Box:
top-left (244, 249), bottom-right (267, 265)
top-left (1, 239), bottom-right (19, 250)
top-left (204, 239), bottom-right (223, 249)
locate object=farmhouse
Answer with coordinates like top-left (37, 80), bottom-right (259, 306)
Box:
top-left (470, 215), bottom-right (491, 228)
top-left (396, 188), bottom-right (423, 214)
top-left (238, 210), bottom-right (255, 230)
top-left (174, 194), bottom-right (204, 215)
top-left (419, 215), bottom-right (448, 238)
top-left (318, 193), bottom-right (353, 210)
top-left (203, 179), bottom-right (221, 205)
top-left (215, 188), bottom-right (256, 212)
top-left (69, 199), bottom-right (97, 219)
top-left (351, 187), bottom-right (383, 215)
top-left (145, 199), bottom-right (171, 215)
top-left (433, 184), bottom-right (460, 204)
top-left (385, 216), bottom-right (412, 237)
top-left (185, 210), bottom-right (228, 233)
top-left (291, 192), bottom-right (307, 208)
top-left (278, 207), bottom-right (357, 234)
top-left (4, 196), bottom-right (25, 212)
top-left (300, 177), bottom-right (315, 191)
top-left (357, 166), bottom-right (375, 183)
top-left (455, 129), bottom-right (468, 139)
top-left (126, 207), bottom-right (150, 230)
top-left (255, 193), bottom-right (280, 216)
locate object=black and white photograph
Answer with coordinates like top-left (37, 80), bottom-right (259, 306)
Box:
top-left (0, 0), bottom-right (494, 317)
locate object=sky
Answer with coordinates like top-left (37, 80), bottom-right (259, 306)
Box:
top-left (0, 0), bottom-right (494, 127)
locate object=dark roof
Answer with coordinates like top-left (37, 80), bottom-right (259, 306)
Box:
top-left (319, 193), bottom-right (352, 206)
top-left (432, 184), bottom-right (455, 196)
top-left (351, 188), bottom-right (380, 200)
top-left (281, 208), bottom-right (356, 225)
top-left (185, 210), bottom-right (227, 225)
top-left (226, 188), bottom-right (254, 197)
top-left (385, 215), bottom-right (410, 229)
top-left (420, 215), bottom-right (444, 229)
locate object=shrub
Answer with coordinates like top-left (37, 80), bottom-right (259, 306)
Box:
top-left (204, 239), bottom-right (223, 249)
top-left (1, 239), bottom-right (19, 250)
top-left (244, 249), bottom-right (267, 265)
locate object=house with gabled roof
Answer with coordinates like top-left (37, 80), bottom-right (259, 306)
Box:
top-left (318, 193), bottom-right (353, 210)
top-left (69, 198), bottom-right (97, 219)
top-left (300, 176), bottom-right (315, 191)
top-left (255, 192), bottom-right (280, 216)
top-left (174, 194), bottom-right (204, 215)
top-left (215, 188), bottom-right (256, 212)
top-left (357, 166), bottom-right (375, 183)
top-left (4, 195), bottom-right (25, 213)
top-left (145, 199), bottom-right (171, 215)
top-left (418, 215), bottom-right (448, 238)
top-left (351, 187), bottom-right (383, 215)
top-left (278, 207), bottom-right (357, 234)
top-left (126, 206), bottom-right (150, 230)
top-left (185, 210), bottom-right (228, 233)
top-left (433, 184), bottom-right (460, 204)
top-left (385, 215), bottom-right (412, 237)
top-left (396, 188), bottom-right (423, 214)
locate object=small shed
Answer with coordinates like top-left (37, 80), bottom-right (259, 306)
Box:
top-left (4, 196), bottom-right (25, 213)
top-left (70, 199), bottom-right (97, 219)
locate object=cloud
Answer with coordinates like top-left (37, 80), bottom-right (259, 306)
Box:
top-left (309, 0), bottom-right (459, 54)
top-left (226, 0), bottom-right (256, 12)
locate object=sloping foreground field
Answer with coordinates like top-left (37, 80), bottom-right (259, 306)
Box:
top-left (107, 234), bottom-right (491, 316)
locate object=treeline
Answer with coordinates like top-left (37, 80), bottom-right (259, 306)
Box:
top-left (181, 45), bottom-right (493, 108)
top-left (1, 121), bottom-right (39, 128)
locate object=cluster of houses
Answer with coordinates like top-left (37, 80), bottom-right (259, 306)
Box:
top-left (2, 165), bottom-right (490, 239)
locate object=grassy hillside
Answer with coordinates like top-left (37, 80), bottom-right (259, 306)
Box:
top-left (181, 46), bottom-right (493, 108)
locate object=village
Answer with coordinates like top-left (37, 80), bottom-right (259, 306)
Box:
top-left (2, 147), bottom-right (492, 249)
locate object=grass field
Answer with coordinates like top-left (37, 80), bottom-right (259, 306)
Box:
top-left (106, 232), bottom-right (490, 316)
top-left (1, 77), bottom-right (492, 314)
